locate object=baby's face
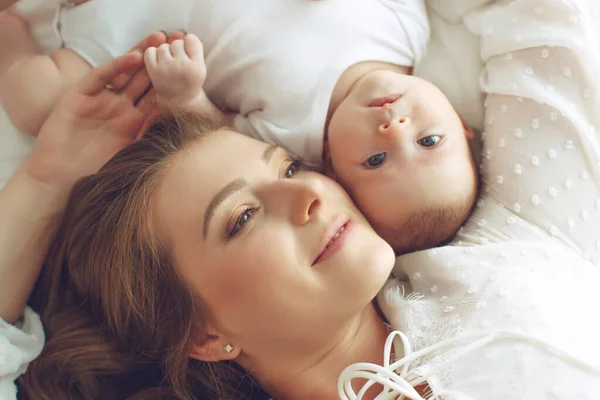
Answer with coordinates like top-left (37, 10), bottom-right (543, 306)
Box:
top-left (327, 70), bottom-right (478, 252)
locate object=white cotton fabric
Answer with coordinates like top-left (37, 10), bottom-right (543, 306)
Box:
top-left (10, 0), bottom-right (62, 53)
top-left (367, 0), bottom-right (600, 398)
top-left (0, 308), bottom-right (45, 400)
top-left (415, 7), bottom-right (485, 133)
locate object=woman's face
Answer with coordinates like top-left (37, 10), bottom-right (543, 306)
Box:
top-left (154, 130), bottom-right (394, 357)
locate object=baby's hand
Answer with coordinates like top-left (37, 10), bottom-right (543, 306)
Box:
top-left (144, 34), bottom-right (206, 108)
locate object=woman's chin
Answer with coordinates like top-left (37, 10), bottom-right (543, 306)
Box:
top-left (369, 241), bottom-right (396, 287)
top-left (351, 238), bottom-right (396, 302)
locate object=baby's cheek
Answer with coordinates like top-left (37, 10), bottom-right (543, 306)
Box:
top-left (352, 186), bottom-right (375, 214)
top-left (352, 183), bottom-right (396, 229)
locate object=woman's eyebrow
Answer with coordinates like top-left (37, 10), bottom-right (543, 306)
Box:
top-left (203, 178), bottom-right (247, 240)
top-left (202, 145), bottom-right (279, 240)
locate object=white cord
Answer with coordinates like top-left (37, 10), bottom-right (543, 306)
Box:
top-left (338, 329), bottom-right (600, 399)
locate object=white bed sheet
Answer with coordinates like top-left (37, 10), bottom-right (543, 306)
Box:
top-left (0, 0), bottom-right (486, 189)
top-left (416, 6), bottom-right (485, 134)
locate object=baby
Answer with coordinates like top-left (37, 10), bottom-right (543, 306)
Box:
top-left (0, 0), bottom-right (479, 255)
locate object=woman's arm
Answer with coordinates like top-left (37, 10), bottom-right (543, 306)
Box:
top-left (0, 33), bottom-right (169, 324)
top-left (0, 172), bottom-right (68, 324)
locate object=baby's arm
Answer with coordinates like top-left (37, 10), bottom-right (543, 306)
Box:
top-left (144, 34), bottom-right (234, 126)
top-left (0, 14), bottom-right (92, 136)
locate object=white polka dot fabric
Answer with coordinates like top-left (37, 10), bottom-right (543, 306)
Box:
top-left (378, 0), bottom-right (600, 398)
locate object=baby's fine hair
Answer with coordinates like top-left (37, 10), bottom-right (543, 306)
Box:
top-left (386, 202), bottom-right (476, 256)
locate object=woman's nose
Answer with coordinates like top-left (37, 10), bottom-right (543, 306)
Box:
top-left (289, 179), bottom-right (325, 226)
top-left (378, 116), bottom-right (410, 137)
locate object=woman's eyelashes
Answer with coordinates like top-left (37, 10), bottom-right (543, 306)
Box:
top-left (227, 205), bottom-right (259, 238)
top-left (226, 158), bottom-right (304, 239)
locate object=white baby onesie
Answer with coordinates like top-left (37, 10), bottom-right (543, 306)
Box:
top-left (371, 0), bottom-right (600, 398)
top-left (15, 0), bottom-right (198, 65)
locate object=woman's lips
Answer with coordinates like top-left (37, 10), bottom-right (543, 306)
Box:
top-left (312, 220), bottom-right (355, 267)
top-left (368, 93), bottom-right (401, 108)
top-left (313, 214), bottom-right (349, 266)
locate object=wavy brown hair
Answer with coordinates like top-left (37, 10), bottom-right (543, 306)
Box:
top-left (19, 113), bottom-right (267, 400)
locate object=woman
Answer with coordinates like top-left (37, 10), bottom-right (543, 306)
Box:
top-left (20, 111), bottom-right (397, 399)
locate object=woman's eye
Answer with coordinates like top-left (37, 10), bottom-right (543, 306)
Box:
top-left (228, 206), bottom-right (257, 237)
top-left (417, 135), bottom-right (441, 148)
top-left (363, 153), bottom-right (387, 169)
top-left (285, 159), bottom-right (303, 178)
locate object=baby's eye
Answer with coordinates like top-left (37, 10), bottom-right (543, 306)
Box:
top-left (417, 135), bottom-right (441, 148)
top-left (363, 153), bottom-right (387, 169)
top-left (285, 159), bottom-right (303, 178)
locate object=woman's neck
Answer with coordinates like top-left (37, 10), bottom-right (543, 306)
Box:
top-left (324, 61), bottom-right (411, 136)
top-left (244, 303), bottom-right (390, 400)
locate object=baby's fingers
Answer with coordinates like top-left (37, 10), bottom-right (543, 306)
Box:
top-left (144, 47), bottom-right (158, 69)
top-left (184, 34), bottom-right (204, 62)
top-left (170, 39), bottom-right (187, 58)
top-left (157, 43), bottom-right (173, 63)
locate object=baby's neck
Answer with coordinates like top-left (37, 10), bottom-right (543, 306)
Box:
top-left (247, 303), bottom-right (391, 400)
top-left (325, 61), bottom-right (411, 136)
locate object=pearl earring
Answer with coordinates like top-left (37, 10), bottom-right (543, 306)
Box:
top-left (224, 344), bottom-right (233, 354)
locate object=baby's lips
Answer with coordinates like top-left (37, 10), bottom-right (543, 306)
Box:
top-left (368, 93), bottom-right (402, 108)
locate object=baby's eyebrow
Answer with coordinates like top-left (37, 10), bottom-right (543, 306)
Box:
top-left (262, 144), bottom-right (279, 164)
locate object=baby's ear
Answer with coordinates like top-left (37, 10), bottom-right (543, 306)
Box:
top-left (459, 115), bottom-right (475, 141)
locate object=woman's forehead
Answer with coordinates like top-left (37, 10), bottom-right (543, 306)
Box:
top-left (161, 130), bottom-right (264, 196)
top-left (154, 131), bottom-right (275, 237)
top-left (190, 129), bottom-right (267, 158)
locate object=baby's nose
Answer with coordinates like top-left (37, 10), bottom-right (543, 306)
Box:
top-left (378, 116), bottom-right (410, 136)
